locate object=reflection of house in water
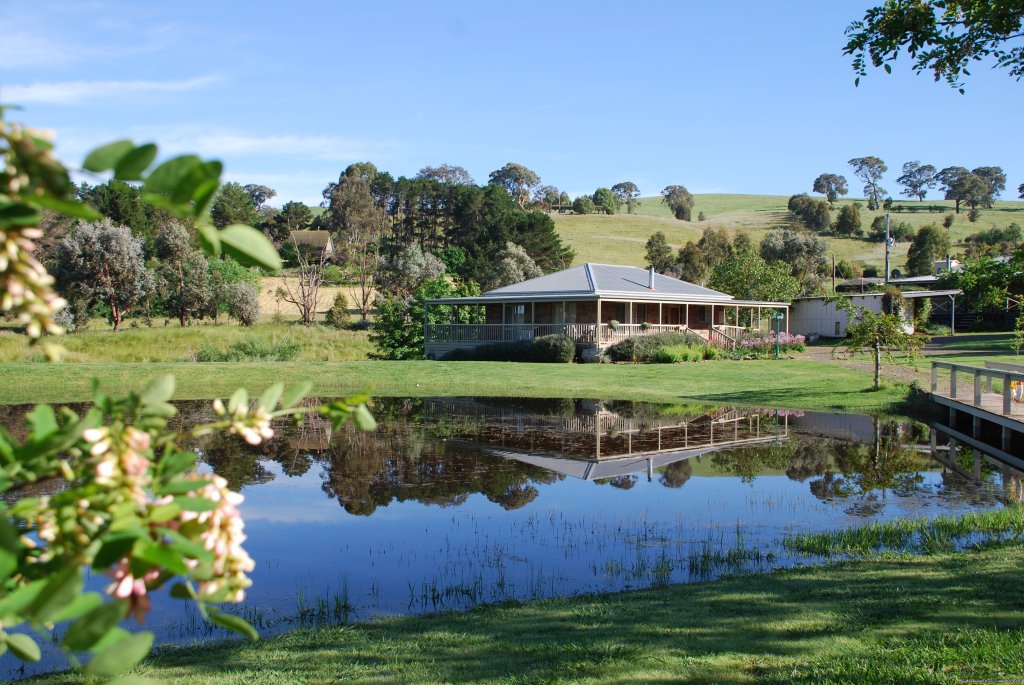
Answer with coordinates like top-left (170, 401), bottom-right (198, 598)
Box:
top-left (424, 398), bottom-right (789, 481)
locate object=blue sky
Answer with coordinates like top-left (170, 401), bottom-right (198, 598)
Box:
top-left (2, 1), bottom-right (1021, 207)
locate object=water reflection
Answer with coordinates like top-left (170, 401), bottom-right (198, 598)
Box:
top-left (0, 395), bottom-right (1018, 677)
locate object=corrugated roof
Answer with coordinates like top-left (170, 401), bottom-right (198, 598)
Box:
top-left (483, 263), bottom-right (732, 301)
top-left (290, 230), bottom-right (333, 248)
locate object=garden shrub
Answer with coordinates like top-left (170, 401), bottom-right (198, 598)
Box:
top-left (443, 334), bottom-right (575, 363)
top-left (324, 292), bottom-right (350, 328)
top-left (605, 331), bottom-right (705, 362)
top-left (221, 281), bottom-right (260, 326)
top-left (737, 332), bottom-right (806, 357)
top-left (196, 337), bottom-right (301, 362)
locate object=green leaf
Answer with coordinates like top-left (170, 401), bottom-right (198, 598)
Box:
top-left (93, 534), bottom-right (140, 570)
top-left (0, 518), bottom-right (20, 582)
top-left (142, 155), bottom-right (202, 196)
top-left (169, 582), bottom-right (196, 600)
top-left (0, 578), bottom-right (46, 617)
top-left (27, 195), bottom-right (102, 220)
top-left (259, 383), bottom-right (284, 412)
top-left (228, 388), bottom-right (248, 414)
top-left (191, 176), bottom-right (221, 218)
top-left (196, 223), bottom-right (221, 257)
top-left (158, 478), bottom-right (210, 496)
top-left (354, 404), bottom-right (377, 431)
top-left (63, 600), bottom-right (128, 651)
top-left (208, 611), bottom-right (259, 641)
top-left (139, 375), bottom-right (175, 406)
top-left (29, 566), bottom-right (83, 623)
top-left (25, 404), bottom-right (58, 439)
top-left (280, 381), bottom-right (312, 409)
top-left (157, 450), bottom-right (198, 478)
top-left (50, 591), bottom-right (103, 623)
top-left (5, 632), bottom-right (41, 662)
top-left (173, 496), bottom-right (219, 513)
top-left (147, 501), bottom-right (181, 523)
top-left (114, 144), bottom-right (158, 181)
top-left (219, 224), bottom-right (283, 272)
top-left (883, 63), bottom-right (892, 74)
top-left (90, 626), bottom-right (129, 653)
top-left (0, 202), bottom-right (41, 228)
top-left (133, 541), bottom-right (190, 575)
top-left (86, 630), bottom-right (153, 678)
top-left (83, 140), bottom-right (134, 173)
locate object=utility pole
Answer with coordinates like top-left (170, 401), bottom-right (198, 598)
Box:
top-left (832, 254), bottom-right (836, 292)
top-left (884, 212), bottom-right (891, 285)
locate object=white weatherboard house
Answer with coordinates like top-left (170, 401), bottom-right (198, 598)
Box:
top-left (423, 263), bottom-right (790, 360)
top-left (790, 289), bottom-right (962, 338)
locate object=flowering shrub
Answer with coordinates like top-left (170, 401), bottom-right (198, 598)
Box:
top-left (737, 332), bottom-right (807, 356)
top-left (0, 113), bottom-right (375, 680)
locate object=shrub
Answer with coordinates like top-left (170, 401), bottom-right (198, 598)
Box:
top-left (221, 281), bottom-right (260, 326)
top-left (196, 338), bottom-right (301, 362)
top-left (322, 264), bottom-right (347, 285)
top-left (324, 292), bottom-right (350, 328)
top-left (737, 332), bottom-right (806, 357)
top-left (605, 331), bottom-right (706, 362)
top-left (443, 334), bottom-right (575, 363)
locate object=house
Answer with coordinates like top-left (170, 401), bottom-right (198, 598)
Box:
top-left (423, 263), bottom-right (790, 360)
top-left (289, 230), bottom-right (336, 262)
top-left (790, 289), bottom-right (961, 338)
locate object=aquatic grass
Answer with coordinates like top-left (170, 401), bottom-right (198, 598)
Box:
top-left (782, 505), bottom-right (1024, 556)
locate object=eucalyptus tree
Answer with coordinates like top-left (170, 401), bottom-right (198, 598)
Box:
top-left (488, 162), bottom-right (541, 210)
top-left (812, 173), bottom-right (848, 205)
top-left (896, 161), bottom-right (937, 201)
top-left (211, 181), bottom-right (259, 228)
top-left (243, 183), bottom-right (276, 210)
top-left (593, 187), bottom-right (618, 214)
top-left (612, 181), bottom-right (641, 213)
top-left (155, 221), bottom-right (213, 326)
top-left (848, 156), bottom-right (888, 209)
top-left (661, 185), bottom-right (694, 220)
top-left (644, 232), bottom-right (674, 273)
top-left (416, 164), bottom-right (474, 186)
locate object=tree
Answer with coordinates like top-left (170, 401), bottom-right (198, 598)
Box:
top-left (709, 244), bottom-right (801, 304)
top-left (661, 185), bottom-right (694, 221)
top-left (830, 295), bottom-right (924, 389)
top-left (492, 242), bottom-right (543, 289)
top-left (369, 277), bottom-right (480, 360)
top-left (276, 200), bottom-right (312, 233)
top-left (532, 184), bottom-right (561, 208)
top-left (906, 224), bottom-right (951, 276)
top-left (278, 235), bottom-right (328, 325)
top-left (1019, 182), bottom-right (1024, 199)
top-left (698, 227), bottom-right (734, 267)
top-left (844, 1), bottom-right (1024, 90)
top-left (155, 222), bottom-right (213, 326)
top-left (417, 164), bottom-right (474, 185)
top-left (328, 163), bottom-right (386, 320)
top-left (896, 161), bottom-right (937, 201)
top-left (593, 187), bottom-right (618, 214)
top-left (787, 194), bottom-right (832, 233)
top-left (325, 292), bottom-right (351, 328)
top-left (812, 173), bottom-right (848, 205)
top-left (759, 228), bottom-right (830, 296)
top-left (243, 183), bottom-right (276, 210)
top-left (645, 232), bottom-right (675, 273)
top-left (55, 221), bottom-right (155, 331)
top-left (848, 157), bottom-right (888, 209)
top-left (937, 166), bottom-right (991, 213)
top-left (211, 181), bottom-right (259, 228)
top-left (221, 281), bottom-right (260, 326)
top-left (488, 162), bottom-right (540, 210)
top-left (77, 179), bottom-right (169, 251)
top-left (670, 242), bottom-right (709, 284)
top-left (833, 203), bottom-right (863, 237)
top-left (377, 244), bottom-right (447, 298)
top-left (611, 182), bottom-right (641, 214)
top-left (972, 166), bottom-right (1007, 200)
top-left (572, 195), bottom-right (596, 214)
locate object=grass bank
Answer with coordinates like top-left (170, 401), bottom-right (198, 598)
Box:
top-left (25, 541), bottom-right (1024, 684)
top-left (0, 357), bottom-right (910, 409)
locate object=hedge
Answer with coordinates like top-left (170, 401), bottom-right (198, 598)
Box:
top-left (443, 334), bottom-right (576, 363)
top-left (605, 331), bottom-right (707, 363)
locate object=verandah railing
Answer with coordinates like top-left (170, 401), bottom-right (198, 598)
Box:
top-left (425, 323), bottom-right (598, 344)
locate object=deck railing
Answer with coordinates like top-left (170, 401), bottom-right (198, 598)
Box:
top-left (597, 323), bottom-right (687, 344)
top-left (931, 361), bottom-right (1024, 417)
top-left (425, 323), bottom-right (598, 344)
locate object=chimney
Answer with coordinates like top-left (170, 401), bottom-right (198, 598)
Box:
top-left (648, 266), bottom-right (655, 290)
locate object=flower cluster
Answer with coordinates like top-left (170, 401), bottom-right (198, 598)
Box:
top-left (84, 426), bottom-right (151, 502)
top-left (185, 475), bottom-right (255, 603)
top-left (213, 398), bottom-right (274, 445)
top-left (738, 332), bottom-right (807, 354)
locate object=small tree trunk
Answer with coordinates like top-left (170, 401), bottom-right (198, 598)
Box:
top-left (111, 307), bottom-right (122, 332)
top-left (874, 339), bottom-right (882, 389)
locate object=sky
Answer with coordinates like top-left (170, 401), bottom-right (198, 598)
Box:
top-left (2, 0), bottom-right (1022, 208)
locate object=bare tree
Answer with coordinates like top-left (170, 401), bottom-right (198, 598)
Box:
top-left (277, 237), bottom-right (327, 325)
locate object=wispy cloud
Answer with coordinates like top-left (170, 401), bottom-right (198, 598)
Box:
top-left (3, 75), bottom-right (219, 105)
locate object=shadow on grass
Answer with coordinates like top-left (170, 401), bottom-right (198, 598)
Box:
top-left (95, 547), bottom-right (1024, 685)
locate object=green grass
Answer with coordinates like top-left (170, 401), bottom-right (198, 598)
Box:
top-left (0, 357), bottom-right (910, 408)
top-left (556, 193), bottom-right (1024, 270)
top-left (24, 539), bottom-right (1024, 684)
top-left (0, 323), bottom-right (373, 364)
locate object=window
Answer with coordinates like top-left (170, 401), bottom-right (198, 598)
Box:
top-left (835, 321), bottom-right (841, 336)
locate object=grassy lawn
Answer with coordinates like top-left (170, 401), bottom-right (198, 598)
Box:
top-left (0, 357), bottom-right (911, 409)
top-left (25, 540), bottom-right (1024, 684)
top-left (559, 193), bottom-right (1024, 270)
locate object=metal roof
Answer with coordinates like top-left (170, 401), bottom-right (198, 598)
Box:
top-left (482, 263), bottom-right (732, 301)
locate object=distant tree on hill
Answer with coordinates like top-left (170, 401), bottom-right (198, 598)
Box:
top-left (972, 166), bottom-right (1007, 200)
top-left (788, 194), bottom-right (832, 233)
top-left (661, 185), bottom-right (694, 221)
top-left (937, 166), bottom-right (997, 213)
top-left (709, 242), bottom-right (800, 304)
top-left (698, 227), bottom-right (734, 267)
top-left (416, 164), bottom-right (475, 185)
top-left (670, 242), bottom-right (709, 285)
top-left (896, 161), bottom-right (937, 201)
top-left (906, 224), bottom-right (951, 276)
top-left (812, 173), bottom-right (848, 205)
top-left (533, 185), bottom-right (561, 208)
top-left (759, 228), bottom-right (830, 296)
top-left (611, 182), bottom-right (641, 214)
top-left (572, 195), bottom-right (596, 214)
top-left (559, 191), bottom-right (571, 207)
top-left (848, 156), bottom-right (888, 209)
top-left (593, 187), bottom-right (618, 215)
top-left (488, 163), bottom-right (541, 210)
top-left (243, 184), bottom-right (276, 210)
top-left (77, 180), bottom-right (167, 251)
top-left (644, 232), bottom-right (675, 273)
top-left (1019, 182), bottom-right (1024, 199)
top-left (833, 203), bottom-right (863, 237)
top-left (211, 182), bottom-right (260, 228)
top-left (843, 1), bottom-right (1024, 91)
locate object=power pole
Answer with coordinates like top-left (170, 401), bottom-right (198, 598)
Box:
top-left (884, 212), bottom-right (891, 285)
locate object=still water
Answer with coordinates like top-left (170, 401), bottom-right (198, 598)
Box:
top-left (0, 396), bottom-right (1018, 677)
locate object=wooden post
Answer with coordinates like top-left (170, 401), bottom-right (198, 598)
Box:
top-left (929, 428), bottom-right (937, 457)
top-left (1003, 373), bottom-right (1013, 415)
top-left (685, 304), bottom-right (689, 328)
top-left (950, 367), bottom-right (958, 399)
top-left (931, 364), bottom-right (938, 392)
top-left (597, 300), bottom-right (602, 343)
top-left (974, 374), bottom-right (982, 406)
top-left (1004, 426), bottom-right (1013, 452)
top-left (658, 302), bottom-right (663, 326)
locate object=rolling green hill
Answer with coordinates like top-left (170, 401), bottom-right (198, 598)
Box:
top-left (553, 194), bottom-right (1024, 271)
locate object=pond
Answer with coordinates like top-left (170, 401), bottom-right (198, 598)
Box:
top-left (0, 396), bottom-right (1019, 678)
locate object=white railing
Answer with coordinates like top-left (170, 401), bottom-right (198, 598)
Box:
top-left (931, 361), bottom-right (1024, 416)
top-left (598, 323), bottom-right (687, 344)
top-left (709, 325), bottom-right (740, 349)
top-left (425, 323), bottom-right (598, 344)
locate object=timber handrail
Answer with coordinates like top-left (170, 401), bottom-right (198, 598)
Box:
top-left (930, 361), bottom-right (1024, 417)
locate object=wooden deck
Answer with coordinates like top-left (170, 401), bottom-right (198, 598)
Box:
top-left (930, 361), bottom-right (1024, 453)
